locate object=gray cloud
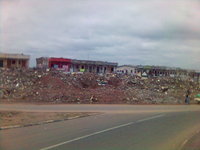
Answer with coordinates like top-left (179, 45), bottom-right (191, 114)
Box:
top-left (0, 0), bottom-right (200, 70)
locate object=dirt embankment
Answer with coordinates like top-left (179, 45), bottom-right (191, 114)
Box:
top-left (0, 111), bottom-right (93, 127)
top-left (0, 68), bottom-right (199, 104)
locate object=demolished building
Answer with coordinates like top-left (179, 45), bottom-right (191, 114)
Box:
top-left (0, 53), bottom-right (30, 69)
top-left (116, 65), bottom-right (200, 81)
top-left (135, 65), bottom-right (199, 80)
top-left (36, 57), bottom-right (118, 73)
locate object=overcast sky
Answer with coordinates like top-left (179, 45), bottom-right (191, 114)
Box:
top-left (0, 0), bottom-right (200, 69)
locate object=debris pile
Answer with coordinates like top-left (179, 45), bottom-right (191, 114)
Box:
top-left (0, 68), bottom-right (199, 104)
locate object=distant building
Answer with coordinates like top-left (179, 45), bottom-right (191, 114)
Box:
top-left (116, 65), bottom-right (136, 75)
top-left (116, 65), bottom-right (199, 80)
top-left (36, 57), bottom-right (118, 73)
top-left (36, 57), bottom-right (71, 72)
top-left (190, 71), bottom-right (200, 82)
top-left (0, 53), bottom-right (30, 69)
top-left (36, 57), bottom-right (49, 69)
top-left (71, 59), bottom-right (117, 73)
top-left (135, 65), bottom-right (192, 79)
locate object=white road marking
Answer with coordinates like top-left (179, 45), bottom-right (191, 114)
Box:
top-left (182, 139), bottom-right (188, 146)
top-left (40, 114), bottom-right (165, 150)
top-left (179, 129), bottom-right (200, 150)
top-left (136, 114), bottom-right (165, 123)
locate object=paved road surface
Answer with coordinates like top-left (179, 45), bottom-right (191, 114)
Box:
top-left (0, 104), bottom-right (200, 150)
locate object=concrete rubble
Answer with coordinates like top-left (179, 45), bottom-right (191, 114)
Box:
top-left (0, 68), bottom-right (199, 104)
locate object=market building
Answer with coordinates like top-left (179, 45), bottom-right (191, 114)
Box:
top-left (0, 53), bottom-right (30, 69)
top-left (71, 59), bottom-right (117, 73)
top-left (36, 57), bottom-right (118, 73)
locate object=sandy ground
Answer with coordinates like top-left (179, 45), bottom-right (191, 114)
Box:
top-left (182, 131), bottom-right (200, 150)
top-left (0, 111), bottom-right (94, 127)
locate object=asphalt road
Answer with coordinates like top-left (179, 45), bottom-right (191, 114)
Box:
top-left (1, 104), bottom-right (200, 150)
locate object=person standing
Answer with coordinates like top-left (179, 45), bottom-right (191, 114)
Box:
top-left (185, 89), bottom-right (191, 104)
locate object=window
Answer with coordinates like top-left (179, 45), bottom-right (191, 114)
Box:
top-left (12, 60), bottom-right (16, 64)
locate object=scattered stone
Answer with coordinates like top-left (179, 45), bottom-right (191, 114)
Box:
top-left (0, 68), bottom-right (199, 104)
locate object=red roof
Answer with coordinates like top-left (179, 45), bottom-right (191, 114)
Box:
top-left (49, 57), bottom-right (71, 62)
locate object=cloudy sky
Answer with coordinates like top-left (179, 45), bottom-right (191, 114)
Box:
top-left (0, 0), bottom-right (200, 69)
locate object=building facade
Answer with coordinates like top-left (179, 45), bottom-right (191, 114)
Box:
top-left (116, 65), bottom-right (136, 75)
top-left (135, 65), bottom-right (195, 79)
top-left (36, 57), bottom-right (71, 72)
top-left (0, 53), bottom-right (30, 69)
top-left (36, 57), bottom-right (118, 73)
top-left (71, 59), bottom-right (117, 73)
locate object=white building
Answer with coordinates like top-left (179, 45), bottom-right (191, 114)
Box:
top-left (116, 65), bottom-right (136, 75)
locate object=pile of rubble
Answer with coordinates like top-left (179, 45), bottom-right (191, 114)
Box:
top-left (0, 68), bottom-right (199, 104)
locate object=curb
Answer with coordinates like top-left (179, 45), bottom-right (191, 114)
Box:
top-left (0, 114), bottom-right (96, 130)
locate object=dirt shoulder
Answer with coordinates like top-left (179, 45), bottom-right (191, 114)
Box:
top-left (182, 131), bottom-right (200, 150)
top-left (0, 111), bottom-right (95, 129)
